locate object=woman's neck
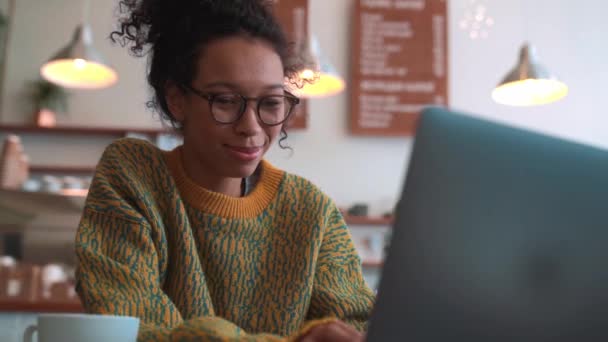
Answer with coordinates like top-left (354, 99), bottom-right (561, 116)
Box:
top-left (180, 149), bottom-right (243, 197)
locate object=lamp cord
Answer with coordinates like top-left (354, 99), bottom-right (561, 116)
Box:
top-left (82, 0), bottom-right (91, 25)
top-left (521, 0), bottom-right (529, 45)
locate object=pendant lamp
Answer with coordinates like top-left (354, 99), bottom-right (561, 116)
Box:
top-left (40, 0), bottom-right (117, 89)
top-left (492, 43), bottom-right (568, 106)
top-left (292, 36), bottom-right (345, 98)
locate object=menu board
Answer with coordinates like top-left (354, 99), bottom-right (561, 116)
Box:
top-left (273, 0), bottom-right (309, 130)
top-left (351, 0), bottom-right (448, 136)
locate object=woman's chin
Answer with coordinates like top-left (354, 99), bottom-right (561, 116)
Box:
top-left (226, 160), bottom-right (261, 178)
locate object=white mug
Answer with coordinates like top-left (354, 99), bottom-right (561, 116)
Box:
top-left (23, 313), bottom-right (139, 342)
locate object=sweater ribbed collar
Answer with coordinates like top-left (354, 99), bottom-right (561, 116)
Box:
top-left (164, 146), bottom-right (284, 219)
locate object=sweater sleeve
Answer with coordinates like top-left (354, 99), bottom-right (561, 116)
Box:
top-left (305, 202), bottom-right (376, 331)
top-left (76, 206), bottom-right (336, 341)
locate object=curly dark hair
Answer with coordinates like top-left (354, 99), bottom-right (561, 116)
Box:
top-left (111, 0), bottom-right (302, 148)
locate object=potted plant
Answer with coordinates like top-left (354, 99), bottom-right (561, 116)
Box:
top-left (27, 79), bottom-right (69, 127)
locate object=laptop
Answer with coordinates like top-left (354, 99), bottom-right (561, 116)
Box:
top-left (367, 107), bottom-right (608, 341)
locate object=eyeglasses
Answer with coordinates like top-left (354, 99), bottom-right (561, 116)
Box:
top-left (185, 85), bottom-right (300, 126)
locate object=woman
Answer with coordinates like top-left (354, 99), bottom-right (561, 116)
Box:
top-left (75, 0), bottom-right (375, 341)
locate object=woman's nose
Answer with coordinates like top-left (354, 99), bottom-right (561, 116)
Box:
top-left (234, 100), bottom-right (263, 136)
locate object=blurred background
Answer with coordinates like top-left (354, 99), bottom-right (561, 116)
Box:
top-left (0, 0), bottom-right (607, 339)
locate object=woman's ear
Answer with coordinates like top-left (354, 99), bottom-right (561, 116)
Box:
top-left (165, 83), bottom-right (187, 122)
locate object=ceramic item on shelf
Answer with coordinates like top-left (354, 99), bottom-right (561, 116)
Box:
top-left (362, 233), bottom-right (385, 263)
top-left (41, 263), bottom-right (68, 299)
top-left (22, 178), bottom-right (42, 192)
top-left (26, 79), bottom-right (69, 127)
top-left (35, 108), bottom-right (57, 127)
top-left (81, 176), bottom-right (93, 189)
top-left (48, 281), bottom-right (77, 301)
top-left (40, 175), bottom-right (62, 193)
top-left (0, 135), bottom-right (29, 189)
top-left (1, 262), bottom-right (41, 301)
top-left (347, 203), bottom-right (369, 217)
top-left (0, 256), bottom-right (17, 299)
top-left (382, 210), bottom-right (394, 218)
top-left (62, 176), bottom-right (83, 190)
top-left (0, 255), bottom-right (16, 267)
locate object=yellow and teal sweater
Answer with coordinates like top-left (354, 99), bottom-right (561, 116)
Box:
top-left (75, 138), bottom-right (375, 341)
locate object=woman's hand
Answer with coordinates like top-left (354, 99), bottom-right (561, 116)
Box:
top-left (298, 320), bottom-right (365, 342)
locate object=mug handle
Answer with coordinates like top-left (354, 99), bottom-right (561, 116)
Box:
top-left (23, 325), bottom-right (38, 342)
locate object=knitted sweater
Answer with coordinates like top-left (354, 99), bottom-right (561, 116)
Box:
top-left (75, 138), bottom-right (375, 341)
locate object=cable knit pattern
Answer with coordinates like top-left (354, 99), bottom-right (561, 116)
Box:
top-left (75, 138), bottom-right (374, 341)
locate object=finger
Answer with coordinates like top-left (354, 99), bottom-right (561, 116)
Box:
top-left (319, 322), bottom-right (358, 342)
top-left (301, 324), bottom-right (341, 342)
top-left (331, 321), bottom-right (365, 342)
top-left (332, 320), bottom-right (363, 336)
top-left (298, 324), bottom-right (335, 342)
top-left (300, 321), bottom-right (362, 342)
top-left (332, 320), bottom-right (354, 330)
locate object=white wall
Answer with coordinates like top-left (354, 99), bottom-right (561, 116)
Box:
top-left (1, 0), bottom-right (608, 215)
top-left (0, 0), bottom-right (154, 128)
top-left (448, 0), bottom-right (608, 146)
top-left (272, 0), bottom-right (608, 214)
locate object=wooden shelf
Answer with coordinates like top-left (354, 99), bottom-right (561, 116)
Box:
top-left (0, 189), bottom-right (86, 223)
top-left (29, 165), bottom-right (96, 174)
top-left (343, 214), bottom-right (393, 226)
top-left (0, 124), bottom-right (172, 138)
top-left (0, 125), bottom-right (174, 175)
top-left (0, 299), bottom-right (83, 313)
top-left (362, 261), bottom-right (384, 268)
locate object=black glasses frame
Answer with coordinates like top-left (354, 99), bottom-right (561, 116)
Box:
top-left (185, 85), bottom-right (300, 126)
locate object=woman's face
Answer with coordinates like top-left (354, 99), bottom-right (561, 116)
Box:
top-left (167, 36), bottom-right (286, 179)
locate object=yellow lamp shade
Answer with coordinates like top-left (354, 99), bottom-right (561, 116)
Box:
top-left (493, 43), bottom-right (568, 106)
top-left (492, 78), bottom-right (568, 106)
top-left (290, 36), bottom-right (345, 99)
top-left (40, 24), bottom-right (118, 89)
top-left (41, 58), bottom-right (117, 89)
top-left (294, 68), bottom-right (345, 98)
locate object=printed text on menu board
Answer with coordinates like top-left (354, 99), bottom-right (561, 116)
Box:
top-left (351, 0), bottom-right (448, 136)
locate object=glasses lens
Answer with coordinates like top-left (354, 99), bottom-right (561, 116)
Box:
top-left (259, 96), bottom-right (292, 125)
top-left (211, 94), bottom-right (243, 123)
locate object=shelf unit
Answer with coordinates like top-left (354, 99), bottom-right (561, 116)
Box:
top-left (0, 124), bottom-right (175, 174)
top-left (29, 165), bottom-right (97, 174)
top-left (342, 214), bottom-right (393, 226)
top-left (341, 212), bottom-right (392, 269)
top-left (0, 124), bottom-right (171, 138)
top-left (362, 261), bottom-right (384, 268)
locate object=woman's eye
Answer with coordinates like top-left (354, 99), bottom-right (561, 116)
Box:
top-left (215, 95), bottom-right (239, 104)
top-left (261, 99), bottom-right (282, 107)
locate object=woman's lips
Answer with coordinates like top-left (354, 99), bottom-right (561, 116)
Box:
top-left (225, 145), bottom-right (263, 162)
